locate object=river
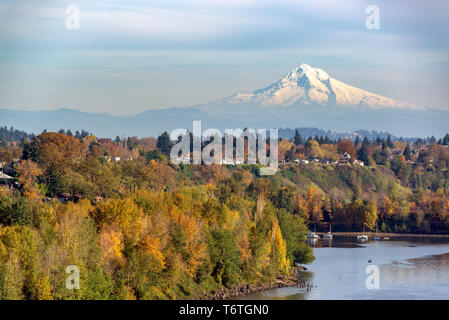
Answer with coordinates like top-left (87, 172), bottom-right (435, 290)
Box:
top-left (238, 236), bottom-right (449, 300)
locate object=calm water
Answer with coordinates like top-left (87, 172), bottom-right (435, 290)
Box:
top-left (239, 236), bottom-right (449, 300)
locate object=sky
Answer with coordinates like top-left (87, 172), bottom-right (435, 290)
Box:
top-left (0, 0), bottom-right (448, 115)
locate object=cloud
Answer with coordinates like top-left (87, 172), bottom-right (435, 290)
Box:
top-left (0, 0), bottom-right (448, 113)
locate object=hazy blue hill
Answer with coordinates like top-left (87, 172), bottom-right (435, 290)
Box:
top-left (0, 107), bottom-right (208, 138)
top-left (1, 106), bottom-right (448, 138)
top-left (2, 64), bottom-right (448, 138)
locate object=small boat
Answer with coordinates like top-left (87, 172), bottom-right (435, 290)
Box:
top-left (323, 223), bottom-right (333, 240)
top-left (357, 234), bottom-right (368, 241)
top-left (383, 237), bottom-right (390, 240)
top-left (357, 225), bottom-right (369, 241)
top-left (308, 231), bottom-right (320, 239)
top-left (308, 225), bottom-right (320, 239)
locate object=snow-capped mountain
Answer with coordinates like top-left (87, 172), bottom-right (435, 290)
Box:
top-left (2, 63), bottom-right (446, 138)
top-left (200, 63), bottom-right (423, 113)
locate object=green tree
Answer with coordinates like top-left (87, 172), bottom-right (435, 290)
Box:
top-left (276, 208), bottom-right (314, 265)
top-left (294, 130), bottom-right (303, 146)
top-left (386, 135), bottom-right (394, 148)
top-left (0, 194), bottom-right (33, 226)
top-left (157, 132), bottom-right (172, 156)
top-left (357, 144), bottom-right (371, 166)
top-left (404, 144), bottom-right (412, 161)
top-left (208, 229), bottom-right (241, 287)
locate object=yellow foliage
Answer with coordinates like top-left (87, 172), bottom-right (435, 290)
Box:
top-left (17, 160), bottom-right (43, 199)
top-left (223, 208), bottom-right (240, 232)
top-left (238, 232), bottom-right (252, 263)
top-left (92, 198), bottom-right (143, 240)
top-left (82, 135), bottom-right (98, 145)
top-left (278, 139), bottom-right (294, 161)
top-left (268, 219), bottom-right (290, 274)
top-left (136, 235), bottom-right (165, 271)
top-left (173, 213), bottom-right (206, 276)
top-left (98, 225), bottom-right (125, 267)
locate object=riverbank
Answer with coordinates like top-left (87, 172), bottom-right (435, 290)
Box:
top-left (316, 232), bottom-right (449, 238)
top-left (201, 267), bottom-right (311, 300)
top-left (234, 236), bottom-right (449, 300)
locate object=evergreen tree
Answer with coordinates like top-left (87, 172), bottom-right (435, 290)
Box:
top-left (386, 135), bottom-right (394, 148)
top-left (357, 138), bottom-right (371, 166)
top-left (157, 132), bottom-right (172, 156)
top-left (294, 130), bottom-right (303, 146)
top-left (375, 135), bottom-right (381, 145)
top-left (404, 144), bottom-right (412, 161)
top-left (362, 136), bottom-right (370, 147)
top-left (443, 134), bottom-right (449, 146)
top-left (416, 138), bottom-right (423, 146)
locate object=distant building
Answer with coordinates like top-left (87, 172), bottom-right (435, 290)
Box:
top-left (105, 156), bottom-right (122, 163)
top-left (94, 195), bottom-right (104, 203)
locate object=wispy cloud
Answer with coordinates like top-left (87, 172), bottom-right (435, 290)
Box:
top-left (0, 0), bottom-right (448, 114)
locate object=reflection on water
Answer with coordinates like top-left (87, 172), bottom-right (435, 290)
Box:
top-left (382, 253), bottom-right (449, 286)
top-left (308, 237), bottom-right (364, 248)
top-left (239, 236), bottom-right (449, 300)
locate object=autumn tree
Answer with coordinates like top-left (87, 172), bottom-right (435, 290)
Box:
top-left (337, 139), bottom-right (356, 160)
top-left (16, 160), bottom-right (43, 199)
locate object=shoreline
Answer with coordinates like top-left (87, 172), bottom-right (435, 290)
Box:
top-left (201, 267), bottom-right (311, 300)
top-left (316, 232), bottom-right (449, 238)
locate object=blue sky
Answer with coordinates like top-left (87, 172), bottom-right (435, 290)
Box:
top-left (0, 0), bottom-right (448, 115)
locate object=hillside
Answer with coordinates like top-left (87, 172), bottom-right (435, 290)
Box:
top-left (0, 130), bottom-right (448, 299)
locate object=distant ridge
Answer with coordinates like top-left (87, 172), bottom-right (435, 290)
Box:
top-left (1, 64), bottom-right (448, 137)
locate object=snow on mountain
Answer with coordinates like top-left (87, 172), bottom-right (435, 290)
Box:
top-left (207, 63), bottom-right (424, 110)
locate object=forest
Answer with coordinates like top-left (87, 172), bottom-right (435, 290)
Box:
top-left (0, 128), bottom-right (448, 299)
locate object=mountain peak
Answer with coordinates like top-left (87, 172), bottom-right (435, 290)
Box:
top-left (282, 63), bottom-right (331, 88)
top-left (208, 63), bottom-right (424, 111)
top-left (240, 62), bottom-right (336, 106)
